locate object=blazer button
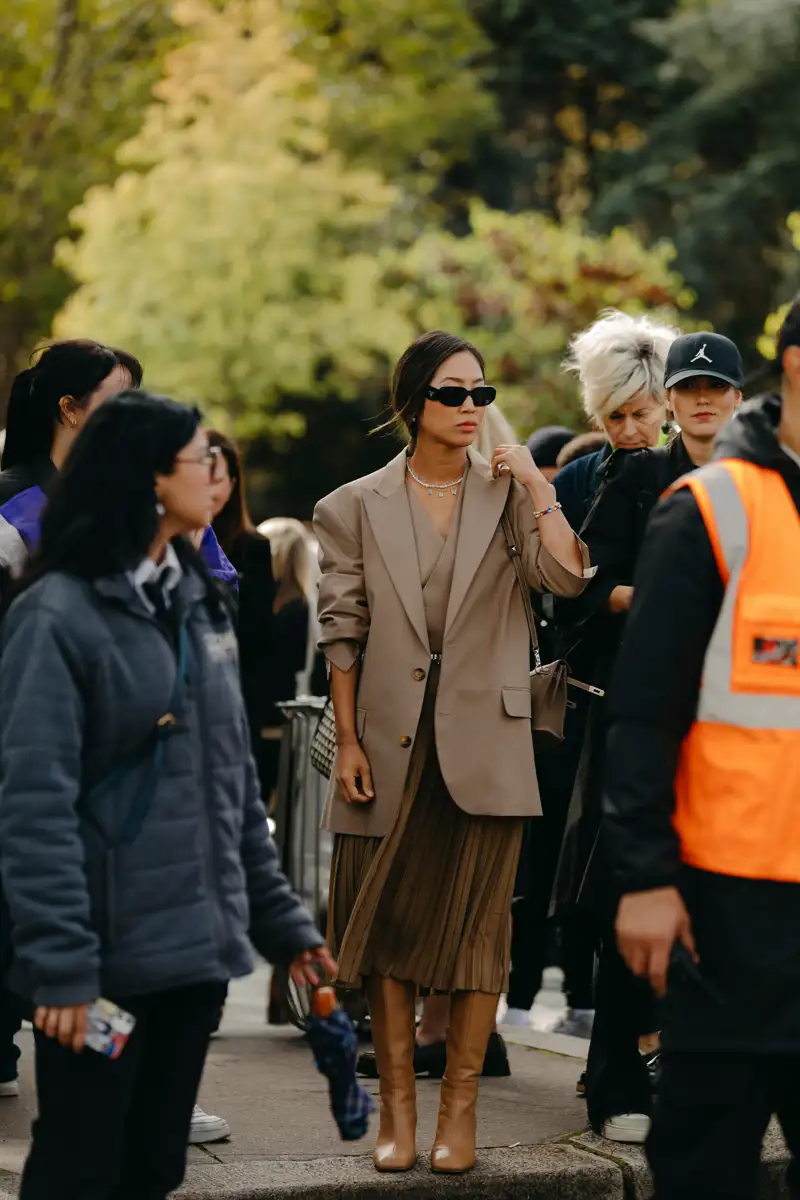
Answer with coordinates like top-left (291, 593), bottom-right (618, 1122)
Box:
top-left (412, 668), bottom-right (426, 682)
top-left (399, 735), bottom-right (412, 749)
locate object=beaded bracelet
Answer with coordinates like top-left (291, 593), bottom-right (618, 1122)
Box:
top-left (532, 500), bottom-right (563, 520)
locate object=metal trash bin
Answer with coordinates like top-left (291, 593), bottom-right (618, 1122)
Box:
top-left (269, 697), bottom-right (333, 1029)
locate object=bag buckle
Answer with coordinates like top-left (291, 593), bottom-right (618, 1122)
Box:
top-left (430, 653), bottom-right (442, 665)
top-left (567, 677), bottom-right (605, 698)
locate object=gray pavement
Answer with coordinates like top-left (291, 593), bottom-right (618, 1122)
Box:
top-left (0, 968), bottom-right (791, 1198)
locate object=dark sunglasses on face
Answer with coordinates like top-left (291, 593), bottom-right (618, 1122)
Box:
top-left (426, 384), bottom-right (497, 408)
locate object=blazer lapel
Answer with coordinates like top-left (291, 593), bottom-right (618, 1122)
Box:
top-left (445, 450), bottom-right (511, 636)
top-left (363, 451), bottom-right (430, 652)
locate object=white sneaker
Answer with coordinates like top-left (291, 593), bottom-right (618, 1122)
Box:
top-left (601, 1112), bottom-right (651, 1144)
top-left (501, 1006), bottom-right (534, 1028)
top-left (188, 1105), bottom-right (230, 1144)
top-left (0, 1080), bottom-right (19, 1098)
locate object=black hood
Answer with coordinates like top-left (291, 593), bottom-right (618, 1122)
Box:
top-left (713, 393), bottom-right (787, 470)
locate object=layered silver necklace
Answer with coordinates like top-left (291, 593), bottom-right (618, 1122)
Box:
top-left (406, 459), bottom-right (465, 498)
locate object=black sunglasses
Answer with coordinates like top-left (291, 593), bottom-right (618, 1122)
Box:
top-left (426, 384), bottom-right (497, 408)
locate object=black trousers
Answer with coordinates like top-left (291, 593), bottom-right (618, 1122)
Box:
top-left (585, 930), bottom-right (655, 1131)
top-left (649, 1051), bottom-right (800, 1200)
top-left (0, 987), bottom-right (24, 1082)
top-left (20, 981), bottom-right (226, 1200)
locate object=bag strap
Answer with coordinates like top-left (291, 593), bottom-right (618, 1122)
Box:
top-left (500, 510), bottom-right (541, 671)
top-left (84, 619), bottom-right (191, 846)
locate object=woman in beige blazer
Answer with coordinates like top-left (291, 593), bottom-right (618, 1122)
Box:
top-left (314, 331), bottom-right (591, 1176)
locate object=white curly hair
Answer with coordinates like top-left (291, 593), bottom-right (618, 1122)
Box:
top-left (564, 309), bottom-right (680, 424)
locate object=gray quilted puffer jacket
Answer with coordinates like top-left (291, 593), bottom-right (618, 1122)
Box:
top-left (0, 563), bottom-right (322, 1007)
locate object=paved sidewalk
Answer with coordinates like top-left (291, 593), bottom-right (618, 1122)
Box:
top-left (0, 968), bottom-right (791, 1198)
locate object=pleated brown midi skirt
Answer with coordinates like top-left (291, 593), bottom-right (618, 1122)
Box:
top-left (328, 667), bottom-right (524, 994)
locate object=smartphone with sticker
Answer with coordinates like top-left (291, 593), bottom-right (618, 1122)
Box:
top-left (84, 998), bottom-right (136, 1059)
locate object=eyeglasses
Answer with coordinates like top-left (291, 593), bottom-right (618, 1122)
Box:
top-left (426, 384), bottom-right (497, 408)
top-left (176, 444), bottom-right (222, 479)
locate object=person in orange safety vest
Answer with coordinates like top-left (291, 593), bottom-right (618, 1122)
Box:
top-left (604, 294), bottom-right (800, 1200)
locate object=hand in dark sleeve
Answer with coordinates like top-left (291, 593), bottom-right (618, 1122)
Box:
top-left (604, 488), bottom-right (724, 893)
top-left (559, 452), bottom-right (642, 628)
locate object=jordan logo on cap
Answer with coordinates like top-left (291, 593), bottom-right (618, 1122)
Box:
top-left (691, 344), bottom-right (712, 364)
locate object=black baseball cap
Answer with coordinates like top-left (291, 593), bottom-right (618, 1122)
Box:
top-left (664, 332), bottom-right (744, 390)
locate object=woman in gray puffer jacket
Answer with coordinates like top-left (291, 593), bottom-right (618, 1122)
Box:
top-left (0, 391), bottom-right (332, 1200)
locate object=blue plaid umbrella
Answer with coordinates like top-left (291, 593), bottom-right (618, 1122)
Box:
top-left (306, 1003), bottom-right (373, 1141)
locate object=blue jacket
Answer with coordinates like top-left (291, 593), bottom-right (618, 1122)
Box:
top-left (0, 562), bottom-right (320, 1006)
top-left (553, 444), bottom-right (612, 533)
top-left (0, 483), bottom-right (237, 590)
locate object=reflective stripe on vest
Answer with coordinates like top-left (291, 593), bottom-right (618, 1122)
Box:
top-left (674, 459), bottom-right (800, 881)
top-left (677, 460), bottom-right (800, 731)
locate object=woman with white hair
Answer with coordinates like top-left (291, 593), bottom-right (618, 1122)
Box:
top-left (553, 309), bottom-right (676, 533)
top-left (552, 313), bottom-right (743, 1147)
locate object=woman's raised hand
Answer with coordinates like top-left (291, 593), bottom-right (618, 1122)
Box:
top-left (491, 445), bottom-right (554, 502)
top-left (336, 741), bottom-right (375, 804)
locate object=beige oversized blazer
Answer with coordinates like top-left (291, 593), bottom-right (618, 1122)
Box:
top-left (313, 448), bottom-right (592, 837)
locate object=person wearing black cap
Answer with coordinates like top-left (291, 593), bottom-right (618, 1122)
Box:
top-left (551, 330), bottom-right (744, 1145)
top-left (526, 426), bottom-right (575, 482)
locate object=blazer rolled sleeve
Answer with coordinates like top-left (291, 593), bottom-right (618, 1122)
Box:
top-left (313, 496), bottom-right (370, 673)
top-left (0, 606), bottom-right (100, 1007)
top-left (509, 483), bottom-right (592, 597)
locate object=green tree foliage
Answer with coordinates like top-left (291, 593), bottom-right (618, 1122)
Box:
top-left (287, 0), bottom-right (497, 192)
top-left (0, 0), bottom-right (177, 396)
top-left (461, 0), bottom-right (677, 219)
top-left (380, 203), bottom-right (693, 434)
top-left (593, 0), bottom-right (800, 359)
top-left (56, 0), bottom-right (403, 433)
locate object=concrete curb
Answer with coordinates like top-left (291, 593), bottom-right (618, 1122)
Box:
top-left (0, 1128), bottom-right (790, 1198)
top-left (174, 1127), bottom-right (793, 1200)
top-left (177, 1143), bottom-right (624, 1199)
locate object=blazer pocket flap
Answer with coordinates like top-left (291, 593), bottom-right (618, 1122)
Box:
top-left (356, 707), bottom-right (367, 738)
top-left (502, 688), bottom-right (532, 719)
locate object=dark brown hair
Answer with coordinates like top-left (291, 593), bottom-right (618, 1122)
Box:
top-left (388, 330), bottom-right (486, 441)
top-left (208, 429), bottom-right (257, 557)
top-left (555, 430), bottom-right (608, 469)
top-left (4, 339), bottom-right (143, 470)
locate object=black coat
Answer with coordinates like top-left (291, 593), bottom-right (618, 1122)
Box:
top-left (551, 437), bottom-right (697, 917)
top-left (606, 396), bottom-right (800, 1051)
top-left (224, 530), bottom-right (275, 733)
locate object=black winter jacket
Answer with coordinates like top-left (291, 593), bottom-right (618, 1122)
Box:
top-left (605, 395), bottom-right (800, 1051)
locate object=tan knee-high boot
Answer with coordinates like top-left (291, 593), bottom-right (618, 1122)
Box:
top-left (366, 975), bottom-right (417, 1172)
top-left (431, 991), bottom-right (498, 1174)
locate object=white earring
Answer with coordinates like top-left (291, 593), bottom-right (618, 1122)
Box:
top-left (156, 501), bottom-right (166, 517)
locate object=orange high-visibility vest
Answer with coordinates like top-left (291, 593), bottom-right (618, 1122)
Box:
top-left (673, 458), bottom-right (800, 882)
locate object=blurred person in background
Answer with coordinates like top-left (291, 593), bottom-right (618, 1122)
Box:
top-left (607, 300), bottom-right (800, 1200)
top-left (555, 431), bottom-right (608, 472)
top-left (525, 426), bottom-right (575, 482)
top-left (256, 517), bottom-right (317, 805)
top-left (0, 341), bottom-right (237, 600)
top-left (546, 312), bottom-right (681, 1141)
top-left (209, 431), bottom-right (275, 791)
top-left (315, 331), bottom-right (590, 1175)
top-left (0, 392), bottom-right (330, 1200)
top-left (0, 341), bottom-right (236, 1146)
